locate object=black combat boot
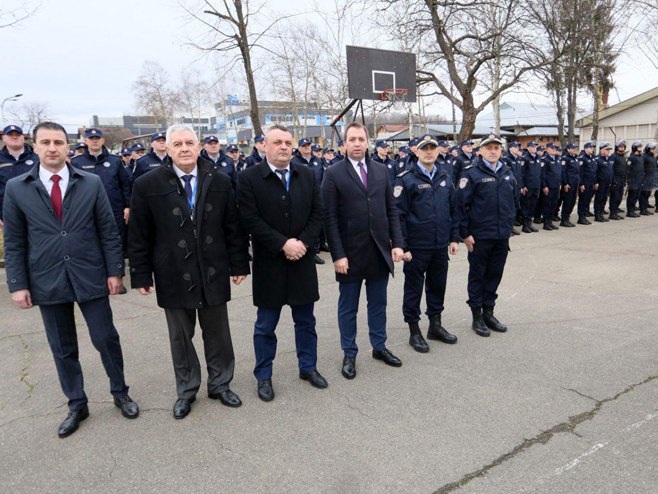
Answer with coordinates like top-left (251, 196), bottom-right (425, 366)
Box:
top-left (543, 221), bottom-right (553, 231)
top-left (470, 307), bottom-right (490, 337)
top-left (427, 314), bottom-right (457, 344)
top-left (522, 220), bottom-right (533, 233)
top-left (408, 322), bottom-right (429, 353)
top-left (482, 306), bottom-right (508, 333)
top-left (577, 215), bottom-right (590, 225)
top-left (594, 213), bottom-right (605, 222)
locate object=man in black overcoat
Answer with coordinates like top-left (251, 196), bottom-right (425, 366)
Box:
top-left (238, 125), bottom-right (327, 402)
top-left (321, 122), bottom-right (406, 380)
top-left (128, 124), bottom-right (250, 419)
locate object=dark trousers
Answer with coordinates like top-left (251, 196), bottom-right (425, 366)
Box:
top-left (164, 304), bottom-right (235, 399)
top-left (542, 188), bottom-right (560, 222)
top-left (402, 247), bottom-right (449, 323)
top-left (114, 213), bottom-right (127, 258)
top-left (639, 191), bottom-right (651, 211)
top-left (39, 297), bottom-right (128, 412)
top-left (253, 303), bottom-right (317, 380)
top-left (338, 275), bottom-right (388, 358)
top-left (467, 238), bottom-right (509, 309)
top-left (627, 188), bottom-right (640, 211)
top-left (609, 181), bottom-right (624, 213)
top-left (561, 186), bottom-right (577, 220)
top-left (522, 188), bottom-right (539, 221)
top-left (577, 184), bottom-right (595, 216)
top-left (594, 182), bottom-right (610, 214)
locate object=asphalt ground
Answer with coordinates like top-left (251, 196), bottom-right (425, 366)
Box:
top-left (1, 212), bottom-right (657, 493)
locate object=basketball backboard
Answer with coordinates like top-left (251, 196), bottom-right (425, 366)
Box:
top-left (346, 46), bottom-right (417, 102)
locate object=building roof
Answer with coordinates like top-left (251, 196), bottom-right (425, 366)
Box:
top-left (476, 102), bottom-right (560, 129)
top-left (576, 86), bottom-right (658, 127)
top-left (387, 123), bottom-right (514, 141)
top-left (517, 126), bottom-right (580, 137)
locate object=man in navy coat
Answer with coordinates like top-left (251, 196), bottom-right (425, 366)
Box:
top-left (322, 122), bottom-right (405, 380)
top-left (3, 122), bottom-right (138, 438)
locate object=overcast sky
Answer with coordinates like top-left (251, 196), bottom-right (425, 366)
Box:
top-left (2, 0), bottom-right (657, 132)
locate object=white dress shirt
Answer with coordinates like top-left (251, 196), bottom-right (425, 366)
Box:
top-left (172, 164), bottom-right (198, 199)
top-left (39, 165), bottom-right (70, 200)
top-left (348, 157), bottom-right (367, 185)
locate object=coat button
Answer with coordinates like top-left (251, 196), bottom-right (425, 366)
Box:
top-left (284, 212), bottom-right (288, 217)
top-left (64, 255), bottom-right (70, 261)
top-left (10, 278), bottom-right (16, 283)
top-left (281, 195), bottom-right (286, 200)
top-left (60, 231), bottom-right (66, 236)
top-left (117, 263), bottom-right (122, 268)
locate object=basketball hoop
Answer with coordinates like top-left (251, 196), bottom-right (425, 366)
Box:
top-left (379, 88), bottom-right (408, 103)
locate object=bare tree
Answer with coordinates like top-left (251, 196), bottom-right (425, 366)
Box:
top-left (132, 61), bottom-right (180, 130)
top-left (8, 101), bottom-right (50, 133)
top-left (0, 2), bottom-right (39, 29)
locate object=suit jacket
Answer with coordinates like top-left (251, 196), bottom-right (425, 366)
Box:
top-left (3, 164), bottom-right (124, 305)
top-left (128, 157), bottom-right (249, 310)
top-left (321, 157), bottom-right (404, 283)
top-left (238, 160), bottom-right (322, 308)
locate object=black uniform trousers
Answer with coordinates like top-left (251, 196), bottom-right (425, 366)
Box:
top-left (402, 247), bottom-right (449, 323)
top-left (639, 191), bottom-right (652, 212)
top-left (466, 238), bottom-right (509, 309)
top-left (522, 189), bottom-right (539, 221)
top-left (542, 188), bottom-right (560, 222)
top-left (561, 186), bottom-right (578, 220)
top-left (164, 303), bottom-right (235, 399)
top-left (594, 182), bottom-right (610, 214)
top-left (39, 296), bottom-right (128, 412)
top-left (577, 184), bottom-right (595, 216)
top-left (627, 188), bottom-right (640, 211)
top-left (609, 180), bottom-right (624, 213)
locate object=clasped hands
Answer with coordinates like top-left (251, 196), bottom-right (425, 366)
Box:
top-left (283, 238), bottom-right (307, 261)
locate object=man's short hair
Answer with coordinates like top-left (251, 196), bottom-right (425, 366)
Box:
top-left (166, 124), bottom-right (198, 144)
top-left (33, 121), bottom-right (68, 142)
top-left (265, 125), bottom-right (293, 140)
top-left (343, 122), bottom-right (369, 141)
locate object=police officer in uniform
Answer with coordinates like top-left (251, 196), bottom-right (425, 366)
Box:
top-left (120, 147), bottom-right (134, 177)
top-left (73, 142), bottom-right (87, 157)
top-left (130, 143), bottom-right (146, 167)
top-left (0, 125), bottom-right (39, 229)
top-left (71, 129), bottom-right (131, 284)
top-left (594, 142), bottom-right (613, 222)
top-left (520, 141), bottom-right (541, 233)
top-left (329, 140), bottom-right (345, 165)
top-left (626, 141), bottom-right (644, 217)
top-left (560, 143), bottom-right (580, 227)
top-left (609, 140), bottom-right (627, 219)
top-left (456, 134), bottom-right (518, 337)
top-left (577, 142), bottom-right (597, 224)
top-left (502, 141), bottom-right (523, 234)
top-left (201, 138), bottom-right (237, 189)
top-left (436, 140), bottom-right (454, 179)
top-left (371, 140), bottom-right (395, 181)
top-left (640, 142), bottom-right (657, 215)
top-left (322, 147), bottom-right (334, 168)
top-left (132, 132), bottom-right (167, 182)
top-left (244, 134), bottom-right (265, 170)
top-left (541, 143), bottom-right (562, 230)
top-left (452, 139), bottom-right (475, 185)
top-left (394, 135), bottom-right (459, 353)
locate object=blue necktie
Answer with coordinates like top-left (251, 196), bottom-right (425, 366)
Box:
top-left (276, 169), bottom-right (289, 191)
top-left (182, 175), bottom-right (194, 208)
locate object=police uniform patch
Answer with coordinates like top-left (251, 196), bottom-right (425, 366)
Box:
top-left (221, 162), bottom-right (227, 167)
top-left (440, 180), bottom-right (446, 187)
top-left (0, 163), bottom-right (12, 168)
top-left (393, 185), bottom-right (404, 197)
top-left (418, 184), bottom-right (431, 189)
top-left (504, 175), bottom-right (511, 181)
top-left (561, 160), bottom-right (566, 165)
top-left (387, 164), bottom-right (392, 168)
top-left (578, 160), bottom-right (583, 166)
top-left (396, 169), bottom-right (411, 178)
top-left (26, 160), bottom-right (34, 166)
top-left (540, 162), bottom-right (544, 167)
top-left (459, 177), bottom-right (468, 189)
top-left (82, 165), bottom-right (94, 169)
top-left (481, 177), bottom-right (495, 183)
top-left (103, 161), bottom-right (111, 167)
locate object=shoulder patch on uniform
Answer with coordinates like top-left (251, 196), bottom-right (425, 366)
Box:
top-left (561, 160), bottom-right (566, 165)
top-left (464, 165), bottom-right (474, 170)
top-left (459, 177), bottom-right (469, 189)
top-left (396, 169), bottom-right (411, 178)
top-left (393, 185), bottom-right (404, 197)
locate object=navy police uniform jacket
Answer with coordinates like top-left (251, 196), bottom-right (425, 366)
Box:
top-left (132, 149), bottom-right (167, 182)
top-left (436, 153), bottom-right (455, 183)
top-left (595, 155), bottom-right (613, 185)
top-left (578, 151), bottom-right (597, 186)
top-left (291, 153), bottom-right (324, 185)
top-left (71, 148), bottom-right (131, 216)
top-left (541, 155), bottom-right (562, 189)
top-left (502, 152), bottom-right (523, 188)
top-left (627, 154), bottom-right (644, 190)
top-left (200, 149), bottom-right (237, 190)
top-left (455, 158), bottom-right (519, 240)
top-left (520, 150), bottom-right (541, 189)
top-left (371, 153), bottom-right (396, 183)
top-left (642, 151), bottom-right (657, 191)
top-left (244, 147), bottom-right (263, 171)
top-left (612, 151), bottom-right (627, 182)
top-left (561, 153), bottom-right (580, 186)
top-left (393, 164), bottom-right (459, 250)
top-left (0, 145), bottom-right (39, 220)
top-left (452, 150), bottom-right (474, 184)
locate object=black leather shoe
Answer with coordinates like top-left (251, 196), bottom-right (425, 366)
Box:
top-left (257, 379), bottom-right (275, 401)
top-left (528, 223), bottom-right (538, 232)
top-left (300, 370), bottom-right (328, 389)
top-left (314, 254), bottom-right (325, 264)
top-left (586, 211), bottom-right (594, 217)
top-left (320, 242), bottom-right (330, 252)
top-left (114, 395), bottom-right (139, 418)
top-left (627, 211), bottom-right (640, 218)
top-left (533, 218), bottom-right (542, 224)
top-left (471, 307), bottom-right (490, 337)
top-left (118, 285), bottom-right (128, 295)
top-left (409, 332), bottom-right (429, 353)
top-left (552, 214), bottom-right (560, 222)
top-left (577, 216), bottom-right (591, 225)
top-left (543, 223), bottom-right (553, 231)
top-left (372, 348), bottom-right (402, 367)
top-left (173, 398), bottom-right (195, 419)
top-left (482, 306), bottom-right (508, 333)
top-left (510, 227), bottom-right (520, 236)
top-left (522, 224), bottom-right (533, 233)
top-left (427, 315), bottom-right (457, 344)
top-left (594, 214), bottom-right (605, 222)
top-left (641, 210), bottom-right (653, 216)
top-left (208, 389), bottom-right (242, 408)
top-left (58, 406), bottom-right (89, 438)
top-left (341, 357), bottom-right (356, 379)
top-left (609, 213), bottom-right (622, 220)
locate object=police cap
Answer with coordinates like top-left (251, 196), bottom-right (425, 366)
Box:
top-left (254, 134), bottom-right (265, 143)
top-left (479, 133), bottom-right (504, 146)
top-left (416, 134), bottom-right (439, 149)
top-left (226, 144), bottom-right (239, 152)
top-left (204, 135), bottom-right (219, 144)
top-left (151, 132), bottom-right (166, 142)
top-left (2, 124), bottom-right (23, 135)
top-left (298, 138), bottom-right (311, 147)
top-left (74, 142), bottom-right (87, 150)
top-left (85, 128), bottom-right (103, 138)
top-left (375, 140), bottom-right (389, 148)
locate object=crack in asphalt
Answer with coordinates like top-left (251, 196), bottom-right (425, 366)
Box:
top-left (18, 335), bottom-right (35, 403)
top-left (433, 375), bottom-right (658, 494)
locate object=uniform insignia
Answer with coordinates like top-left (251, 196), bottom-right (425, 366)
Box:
top-left (578, 160), bottom-right (583, 166)
top-left (481, 177), bottom-right (495, 183)
top-left (387, 164), bottom-right (392, 168)
top-left (464, 165), bottom-right (473, 170)
top-left (627, 160), bottom-right (632, 165)
top-left (26, 160), bottom-right (34, 166)
top-left (82, 165), bottom-right (94, 169)
top-left (0, 163), bottom-right (12, 168)
top-left (440, 180), bottom-right (446, 187)
top-left (540, 163), bottom-right (544, 167)
top-left (150, 163), bottom-right (159, 167)
top-left (393, 185), bottom-right (404, 197)
top-left (561, 160), bottom-right (566, 165)
top-left (504, 176), bottom-right (511, 181)
top-left (397, 169), bottom-right (411, 177)
top-left (221, 162), bottom-right (227, 167)
top-left (103, 161), bottom-right (111, 167)
top-left (459, 177), bottom-right (468, 189)
top-left (418, 184), bottom-right (431, 189)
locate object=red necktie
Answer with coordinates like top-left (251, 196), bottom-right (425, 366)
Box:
top-left (51, 174), bottom-right (62, 221)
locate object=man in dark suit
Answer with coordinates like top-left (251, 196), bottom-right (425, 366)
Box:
top-left (3, 122), bottom-right (139, 438)
top-left (322, 122), bottom-right (406, 380)
top-left (128, 124), bottom-right (250, 419)
top-left (238, 125), bottom-right (327, 401)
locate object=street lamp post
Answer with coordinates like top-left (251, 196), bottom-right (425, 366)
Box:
top-left (1, 93), bottom-right (24, 123)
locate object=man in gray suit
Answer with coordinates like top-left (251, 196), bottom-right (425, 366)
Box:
top-left (3, 122), bottom-right (138, 438)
